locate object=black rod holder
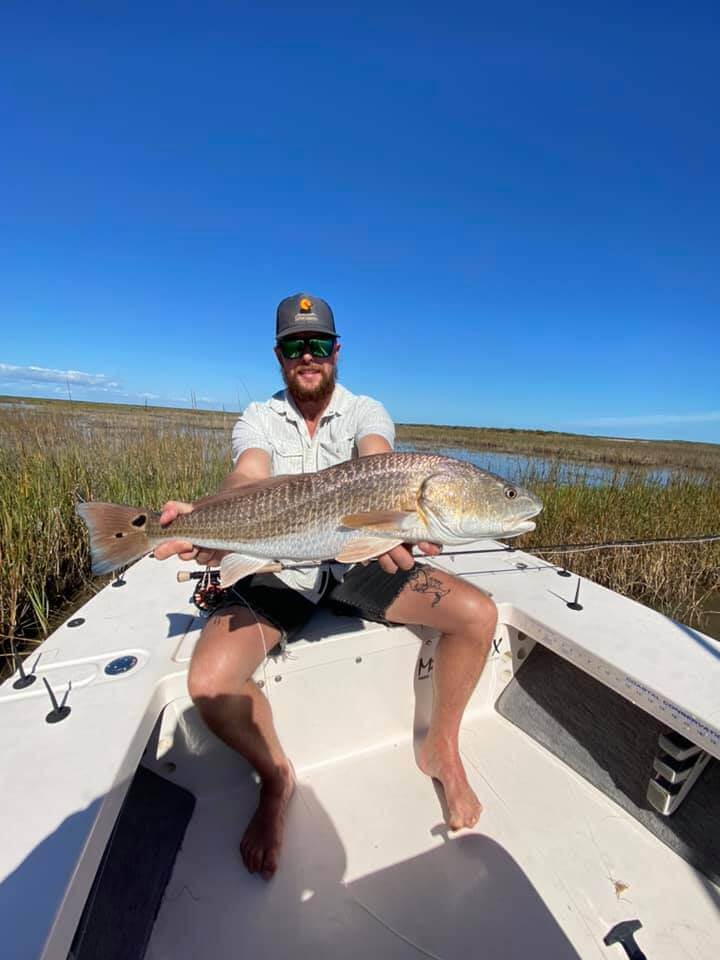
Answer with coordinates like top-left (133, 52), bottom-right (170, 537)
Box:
top-left (43, 677), bottom-right (72, 723)
top-left (567, 578), bottom-right (583, 611)
top-left (12, 640), bottom-right (36, 690)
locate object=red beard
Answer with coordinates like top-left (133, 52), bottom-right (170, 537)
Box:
top-left (282, 362), bottom-right (337, 404)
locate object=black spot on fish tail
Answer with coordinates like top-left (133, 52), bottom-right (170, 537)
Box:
top-left (76, 502), bottom-right (159, 575)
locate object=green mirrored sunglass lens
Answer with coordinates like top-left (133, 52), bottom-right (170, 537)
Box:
top-left (310, 339), bottom-right (333, 357)
top-left (280, 337), bottom-right (334, 358)
top-left (280, 339), bottom-right (303, 357)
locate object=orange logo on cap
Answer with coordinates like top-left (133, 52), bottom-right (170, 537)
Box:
top-left (299, 298), bottom-right (313, 311)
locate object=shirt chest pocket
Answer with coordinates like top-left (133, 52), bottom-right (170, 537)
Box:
top-left (318, 431), bottom-right (357, 468)
top-left (269, 438), bottom-right (305, 475)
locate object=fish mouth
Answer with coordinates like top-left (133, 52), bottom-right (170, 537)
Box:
top-left (502, 519), bottom-right (537, 537)
top-left (501, 495), bottom-right (542, 537)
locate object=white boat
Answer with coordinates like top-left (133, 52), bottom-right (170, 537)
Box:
top-left (2, 542), bottom-right (719, 959)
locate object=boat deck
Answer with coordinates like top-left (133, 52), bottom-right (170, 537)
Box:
top-left (3, 545), bottom-right (720, 959)
top-left (145, 694), bottom-right (719, 960)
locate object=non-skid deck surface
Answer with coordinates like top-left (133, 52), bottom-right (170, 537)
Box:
top-left (71, 767), bottom-right (195, 960)
top-left (146, 713), bottom-right (719, 960)
top-left (496, 644), bottom-right (720, 884)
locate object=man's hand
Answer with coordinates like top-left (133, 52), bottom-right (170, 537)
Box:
top-left (153, 500), bottom-right (227, 566)
top-left (377, 541), bottom-right (442, 575)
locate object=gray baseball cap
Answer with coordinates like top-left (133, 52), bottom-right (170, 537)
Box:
top-left (276, 293), bottom-right (338, 339)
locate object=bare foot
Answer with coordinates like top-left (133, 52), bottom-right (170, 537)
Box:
top-left (418, 740), bottom-right (482, 830)
top-left (240, 763), bottom-right (296, 880)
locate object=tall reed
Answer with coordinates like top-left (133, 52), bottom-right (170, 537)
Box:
top-left (1, 400), bottom-right (719, 675)
top-left (1, 404), bottom-right (231, 664)
top-left (516, 474), bottom-right (720, 627)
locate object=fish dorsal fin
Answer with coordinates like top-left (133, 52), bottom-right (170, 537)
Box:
top-left (192, 474), bottom-right (295, 511)
top-left (219, 553), bottom-right (271, 588)
top-left (340, 510), bottom-right (418, 534)
top-left (335, 537), bottom-right (403, 563)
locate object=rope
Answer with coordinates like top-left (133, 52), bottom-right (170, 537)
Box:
top-left (177, 533), bottom-right (720, 582)
top-left (438, 532), bottom-right (720, 560)
top-left (238, 533), bottom-right (720, 568)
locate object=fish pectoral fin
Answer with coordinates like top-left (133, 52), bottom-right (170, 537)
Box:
top-left (340, 510), bottom-right (418, 533)
top-left (335, 537), bottom-right (404, 563)
top-left (219, 553), bottom-right (270, 589)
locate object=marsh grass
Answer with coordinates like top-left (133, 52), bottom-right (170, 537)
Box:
top-left (515, 475), bottom-right (720, 630)
top-left (1, 401), bottom-right (232, 670)
top-left (1, 397), bottom-right (719, 676)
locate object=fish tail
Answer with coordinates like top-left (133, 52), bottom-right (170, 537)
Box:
top-left (76, 502), bottom-right (160, 575)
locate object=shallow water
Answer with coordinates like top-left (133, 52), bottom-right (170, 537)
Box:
top-left (397, 442), bottom-right (681, 487)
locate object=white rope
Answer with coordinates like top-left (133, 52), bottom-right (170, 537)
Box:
top-left (216, 533), bottom-right (720, 573)
top-left (528, 533), bottom-right (720, 557)
top-left (431, 533), bottom-right (720, 561)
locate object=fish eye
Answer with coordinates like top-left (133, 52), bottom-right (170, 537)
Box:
top-left (504, 486), bottom-right (517, 500)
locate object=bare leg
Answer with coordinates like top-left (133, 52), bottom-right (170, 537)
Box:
top-left (384, 566), bottom-right (496, 829)
top-left (187, 605), bottom-right (294, 879)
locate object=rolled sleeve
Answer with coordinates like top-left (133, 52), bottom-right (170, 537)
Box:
top-left (354, 397), bottom-right (395, 449)
top-left (231, 405), bottom-right (274, 464)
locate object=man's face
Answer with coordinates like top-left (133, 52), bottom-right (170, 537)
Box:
top-left (275, 333), bottom-right (340, 403)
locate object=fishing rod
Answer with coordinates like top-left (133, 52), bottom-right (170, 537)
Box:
top-left (452, 532), bottom-right (720, 558)
top-left (176, 532), bottom-right (720, 583)
top-left (176, 532), bottom-right (720, 612)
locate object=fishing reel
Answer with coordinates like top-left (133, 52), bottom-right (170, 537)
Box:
top-left (179, 569), bottom-right (228, 613)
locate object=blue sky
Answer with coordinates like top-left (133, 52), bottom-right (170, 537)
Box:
top-left (1, 2), bottom-right (719, 442)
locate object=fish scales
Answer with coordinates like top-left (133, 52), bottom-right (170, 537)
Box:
top-left (145, 453), bottom-right (450, 546)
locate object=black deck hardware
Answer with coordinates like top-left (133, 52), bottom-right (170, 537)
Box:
top-left (566, 577), bottom-right (583, 611)
top-left (43, 677), bottom-right (72, 723)
top-left (604, 919), bottom-right (647, 960)
top-left (547, 577), bottom-right (584, 611)
top-left (11, 641), bottom-right (36, 690)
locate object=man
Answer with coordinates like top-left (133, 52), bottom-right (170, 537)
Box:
top-left (155, 293), bottom-right (497, 880)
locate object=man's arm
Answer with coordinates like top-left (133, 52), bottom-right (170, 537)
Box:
top-left (356, 434), bottom-right (393, 457)
top-left (153, 449), bottom-right (271, 562)
top-left (216, 448), bottom-right (272, 492)
top-left (355, 436), bottom-right (441, 574)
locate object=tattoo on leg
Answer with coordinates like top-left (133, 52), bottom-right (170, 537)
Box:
top-left (408, 567), bottom-right (451, 607)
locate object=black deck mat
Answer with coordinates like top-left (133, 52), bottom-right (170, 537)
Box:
top-left (70, 765), bottom-right (196, 960)
top-left (495, 644), bottom-right (720, 885)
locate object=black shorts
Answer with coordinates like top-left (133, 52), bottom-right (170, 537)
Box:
top-left (214, 561), bottom-right (423, 645)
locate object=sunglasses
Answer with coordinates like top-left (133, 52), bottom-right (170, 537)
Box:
top-left (277, 336), bottom-right (336, 360)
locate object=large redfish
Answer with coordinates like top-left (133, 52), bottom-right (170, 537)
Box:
top-left (76, 452), bottom-right (542, 586)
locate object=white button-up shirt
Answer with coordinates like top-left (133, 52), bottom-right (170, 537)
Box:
top-left (231, 383), bottom-right (395, 601)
